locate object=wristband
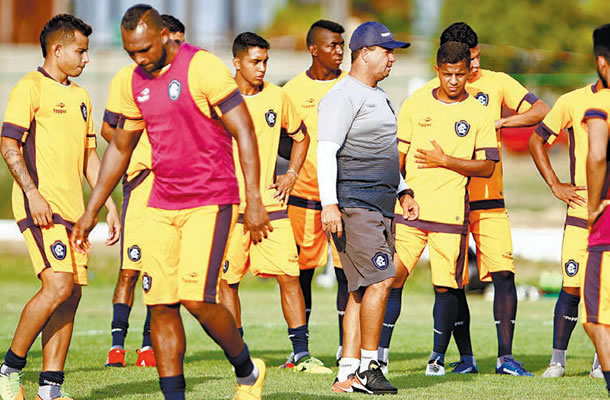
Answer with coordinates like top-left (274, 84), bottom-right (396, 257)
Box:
top-left (398, 188), bottom-right (414, 200)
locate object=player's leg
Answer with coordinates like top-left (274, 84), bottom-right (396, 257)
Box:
top-left (135, 306), bottom-right (155, 367)
top-left (276, 275), bottom-right (309, 360)
top-left (107, 269), bottom-right (139, 367)
top-left (333, 289), bottom-right (362, 393)
top-left (334, 267), bottom-right (348, 364)
top-left (219, 280), bottom-right (243, 335)
top-left (584, 323), bottom-right (610, 394)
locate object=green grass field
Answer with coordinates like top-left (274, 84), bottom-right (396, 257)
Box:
top-left (0, 254), bottom-right (606, 399)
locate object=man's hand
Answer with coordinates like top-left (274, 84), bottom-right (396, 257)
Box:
top-left (268, 169), bottom-right (298, 205)
top-left (321, 204), bottom-right (342, 238)
top-left (415, 139), bottom-right (447, 169)
top-left (550, 182), bottom-right (586, 209)
top-left (589, 199), bottom-right (610, 228)
top-left (105, 204), bottom-right (121, 246)
top-left (400, 194), bottom-right (419, 221)
top-left (26, 189), bottom-right (53, 227)
top-left (243, 198), bottom-right (273, 244)
top-left (495, 118), bottom-right (507, 130)
top-left (70, 211), bottom-right (98, 254)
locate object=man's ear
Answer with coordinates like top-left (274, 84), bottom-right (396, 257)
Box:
top-left (232, 57), bottom-right (241, 71)
top-left (53, 43), bottom-right (62, 58)
top-left (309, 44), bottom-right (318, 57)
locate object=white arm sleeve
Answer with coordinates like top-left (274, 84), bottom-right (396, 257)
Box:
top-left (317, 141), bottom-right (341, 206)
top-left (397, 172), bottom-right (408, 194)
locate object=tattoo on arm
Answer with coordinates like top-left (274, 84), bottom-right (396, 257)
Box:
top-left (2, 148), bottom-right (36, 194)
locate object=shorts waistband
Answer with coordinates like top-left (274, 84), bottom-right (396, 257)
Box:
top-left (238, 209), bottom-right (288, 224)
top-left (287, 195), bottom-right (322, 211)
top-left (565, 215), bottom-right (588, 229)
top-left (122, 169), bottom-right (152, 195)
top-left (470, 199), bottom-right (505, 211)
top-left (17, 213), bottom-right (74, 233)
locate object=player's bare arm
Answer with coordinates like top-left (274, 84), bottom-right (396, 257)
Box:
top-left (415, 138), bottom-right (495, 177)
top-left (83, 147), bottom-right (121, 245)
top-left (270, 131), bottom-right (310, 204)
top-left (221, 101), bottom-right (272, 243)
top-left (496, 99), bottom-right (550, 129)
top-left (71, 127), bottom-right (142, 253)
top-left (100, 121), bottom-right (116, 143)
top-left (586, 118), bottom-right (610, 226)
top-left (528, 132), bottom-right (586, 208)
top-left (1, 136), bottom-right (53, 226)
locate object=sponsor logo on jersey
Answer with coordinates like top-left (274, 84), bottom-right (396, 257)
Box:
top-left (127, 245), bottom-right (141, 262)
top-left (371, 252), bottom-right (389, 270)
top-left (142, 273), bottom-right (152, 292)
top-left (168, 80), bottom-right (181, 101)
top-left (302, 98), bottom-right (316, 109)
top-left (50, 240), bottom-right (67, 260)
top-left (80, 102), bottom-right (87, 121)
top-left (565, 259), bottom-right (579, 277)
top-left (53, 102), bottom-right (67, 114)
top-left (475, 92), bottom-right (489, 106)
top-left (455, 120), bottom-right (470, 137)
top-left (418, 116), bottom-right (432, 127)
top-left (265, 109), bottom-right (277, 127)
top-left (137, 88), bottom-right (150, 103)
top-left (223, 260), bottom-right (230, 273)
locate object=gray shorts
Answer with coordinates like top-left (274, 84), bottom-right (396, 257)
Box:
top-left (332, 207), bottom-right (396, 292)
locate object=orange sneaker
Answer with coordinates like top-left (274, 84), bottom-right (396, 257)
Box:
top-left (331, 375), bottom-right (355, 393)
top-left (105, 348), bottom-right (126, 367)
top-left (135, 347), bottom-right (156, 367)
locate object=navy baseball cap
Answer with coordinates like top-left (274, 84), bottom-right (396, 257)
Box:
top-left (349, 21), bottom-right (410, 51)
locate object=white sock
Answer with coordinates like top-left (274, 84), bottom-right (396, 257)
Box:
top-left (337, 357), bottom-right (359, 382)
top-left (550, 349), bottom-right (566, 367)
top-left (236, 363), bottom-right (258, 386)
top-left (378, 347), bottom-right (389, 364)
top-left (336, 346), bottom-right (343, 361)
top-left (593, 353), bottom-right (601, 370)
top-left (497, 354), bottom-right (512, 368)
top-left (140, 346), bottom-right (152, 351)
top-left (360, 349), bottom-right (378, 373)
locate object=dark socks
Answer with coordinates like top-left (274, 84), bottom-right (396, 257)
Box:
top-left (452, 288), bottom-right (473, 356)
top-left (159, 375), bottom-right (186, 400)
top-left (226, 345), bottom-right (254, 378)
top-left (238, 327), bottom-right (244, 338)
top-left (38, 371), bottom-right (64, 400)
top-left (552, 289), bottom-right (580, 351)
top-left (288, 325), bottom-right (309, 362)
top-left (604, 371), bottom-right (610, 393)
top-left (3, 348), bottom-right (26, 371)
top-left (432, 288), bottom-right (459, 355)
top-left (335, 267), bottom-right (348, 347)
top-left (299, 268), bottom-right (314, 324)
top-left (111, 303), bottom-right (131, 348)
top-left (379, 287), bottom-right (403, 348)
top-left (142, 306), bottom-right (152, 348)
top-left (491, 271), bottom-right (517, 357)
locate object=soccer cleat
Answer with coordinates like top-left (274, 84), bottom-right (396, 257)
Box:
top-left (495, 357), bottom-right (534, 376)
top-left (0, 371), bottom-right (24, 400)
top-left (425, 358), bottom-right (445, 376)
top-left (352, 361), bottom-right (397, 395)
top-left (278, 353), bottom-right (295, 369)
top-left (449, 360), bottom-right (478, 374)
top-left (233, 358), bottom-right (266, 400)
top-left (35, 395), bottom-right (72, 400)
top-left (105, 348), bottom-right (126, 367)
top-left (590, 366), bottom-right (604, 379)
top-left (293, 356), bottom-right (332, 374)
top-left (541, 362), bottom-right (565, 378)
top-left (379, 360), bottom-right (388, 375)
top-left (331, 375), bottom-right (355, 393)
top-left (135, 347), bottom-right (156, 367)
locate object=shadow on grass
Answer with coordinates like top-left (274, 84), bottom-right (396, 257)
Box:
top-left (262, 393), bottom-right (345, 399)
top-left (79, 376), bottom-right (220, 399)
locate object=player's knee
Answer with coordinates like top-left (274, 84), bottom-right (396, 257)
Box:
top-left (118, 269), bottom-right (140, 289)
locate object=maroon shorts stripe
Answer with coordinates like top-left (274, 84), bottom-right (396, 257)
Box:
top-left (455, 233), bottom-right (468, 288)
top-left (203, 204), bottom-right (234, 303)
top-left (237, 209), bottom-right (287, 224)
top-left (119, 169), bottom-right (151, 269)
top-left (584, 251), bottom-right (602, 324)
top-left (565, 215), bottom-right (588, 229)
top-left (30, 225), bottom-right (52, 269)
top-left (568, 127), bottom-right (576, 186)
top-left (17, 214), bottom-right (74, 233)
top-left (397, 216), bottom-right (467, 235)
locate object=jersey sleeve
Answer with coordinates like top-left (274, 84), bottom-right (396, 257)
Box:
top-left (280, 89), bottom-right (306, 143)
top-left (117, 69), bottom-right (145, 132)
top-left (189, 51), bottom-right (243, 117)
top-left (85, 94), bottom-right (96, 149)
top-left (103, 67), bottom-right (129, 128)
top-left (396, 98), bottom-right (413, 154)
top-left (501, 72), bottom-right (539, 113)
top-left (582, 108), bottom-right (609, 129)
top-left (534, 95), bottom-right (569, 145)
top-left (1, 78), bottom-right (39, 143)
top-left (474, 109), bottom-right (500, 161)
top-left (318, 89), bottom-right (354, 146)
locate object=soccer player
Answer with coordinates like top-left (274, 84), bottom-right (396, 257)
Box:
top-left (319, 21), bottom-right (416, 395)
top-left (393, 41), bottom-right (498, 377)
top-left (0, 14), bottom-right (120, 400)
top-left (283, 19), bottom-right (349, 364)
top-left (102, 14), bottom-right (186, 369)
top-left (379, 22), bottom-right (549, 376)
top-left (70, 5), bottom-right (269, 400)
top-left (529, 25), bottom-right (609, 378)
top-left (582, 23), bottom-right (610, 396)
top-left (219, 32), bottom-right (329, 373)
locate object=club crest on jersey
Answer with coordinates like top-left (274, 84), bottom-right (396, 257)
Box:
top-left (565, 259), bottom-right (579, 277)
top-left (223, 260), bottom-right (229, 273)
top-left (137, 88), bottom-right (150, 103)
top-left (455, 120), bottom-right (470, 137)
top-left (265, 109), bottom-right (277, 127)
top-left (168, 80), bottom-right (181, 101)
top-left (371, 252), bottom-right (389, 270)
top-left (80, 102), bottom-right (87, 121)
top-left (128, 245), bottom-right (141, 262)
top-left (50, 240), bottom-right (67, 260)
top-left (475, 92), bottom-right (489, 106)
top-left (142, 273), bottom-right (152, 293)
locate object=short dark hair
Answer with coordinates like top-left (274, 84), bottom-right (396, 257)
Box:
top-left (306, 19), bottom-right (345, 47)
top-left (351, 46), bottom-right (376, 63)
top-left (436, 41), bottom-right (471, 69)
top-left (232, 32), bottom-right (269, 57)
top-left (161, 14), bottom-right (185, 34)
top-left (121, 3), bottom-right (164, 31)
top-left (594, 24), bottom-right (610, 61)
top-left (440, 22), bottom-right (478, 49)
top-left (39, 14), bottom-right (92, 58)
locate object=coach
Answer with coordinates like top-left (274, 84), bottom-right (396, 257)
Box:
top-left (317, 21), bottom-right (418, 395)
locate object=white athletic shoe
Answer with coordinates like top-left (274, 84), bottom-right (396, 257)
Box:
top-left (425, 358), bottom-right (445, 376)
top-left (379, 360), bottom-right (388, 375)
top-left (590, 366), bottom-right (604, 379)
top-left (541, 362), bottom-right (565, 378)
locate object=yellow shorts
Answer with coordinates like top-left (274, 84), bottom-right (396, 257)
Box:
top-left (120, 170), bottom-right (153, 271)
top-left (561, 218), bottom-right (588, 288)
top-left (582, 250), bottom-right (610, 325)
top-left (21, 220), bottom-right (88, 285)
top-left (222, 211), bottom-right (299, 285)
top-left (468, 209), bottom-right (515, 282)
top-left (141, 204), bottom-right (237, 305)
top-left (395, 222), bottom-right (468, 289)
top-left (287, 196), bottom-right (342, 270)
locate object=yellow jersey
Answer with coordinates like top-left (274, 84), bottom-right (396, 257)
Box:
top-left (1, 67), bottom-right (96, 226)
top-left (283, 70), bottom-right (346, 201)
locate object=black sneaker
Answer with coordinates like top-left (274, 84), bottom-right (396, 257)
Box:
top-left (352, 360), bottom-right (398, 395)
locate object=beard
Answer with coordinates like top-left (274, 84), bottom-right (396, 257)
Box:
top-left (597, 64), bottom-right (608, 88)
